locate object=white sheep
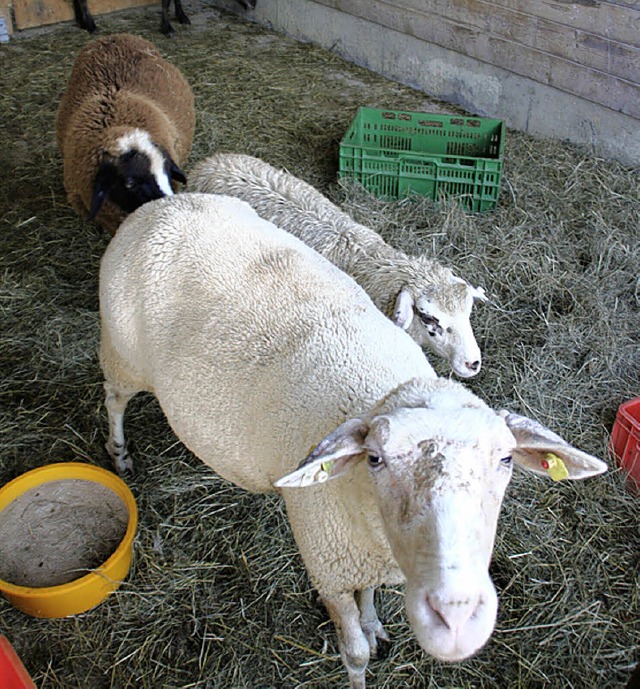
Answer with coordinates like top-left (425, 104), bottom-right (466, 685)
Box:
top-left (99, 192), bottom-right (607, 689)
top-left (56, 33), bottom-right (195, 235)
top-left (188, 153), bottom-right (487, 378)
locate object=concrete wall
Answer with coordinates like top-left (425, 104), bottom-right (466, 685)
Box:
top-left (237, 0), bottom-right (640, 166)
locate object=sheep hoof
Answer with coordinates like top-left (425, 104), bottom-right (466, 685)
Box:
top-left (177, 10), bottom-right (190, 25)
top-left (371, 636), bottom-right (390, 660)
top-left (361, 618), bottom-right (390, 660)
top-left (117, 460), bottom-right (135, 480)
top-left (106, 441), bottom-right (134, 478)
top-left (161, 22), bottom-right (176, 37)
top-left (76, 16), bottom-right (97, 32)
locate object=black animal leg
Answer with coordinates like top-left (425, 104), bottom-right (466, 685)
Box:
top-left (174, 0), bottom-right (191, 25)
top-left (73, 0), bottom-right (97, 32)
top-left (160, 0), bottom-right (175, 36)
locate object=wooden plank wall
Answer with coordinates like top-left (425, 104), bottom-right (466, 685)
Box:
top-left (0, 0), bottom-right (13, 33)
top-left (313, 0), bottom-right (640, 119)
top-left (10, 0), bottom-right (155, 30)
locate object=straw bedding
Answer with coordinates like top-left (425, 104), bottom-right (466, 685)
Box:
top-left (0, 3), bottom-right (638, 687)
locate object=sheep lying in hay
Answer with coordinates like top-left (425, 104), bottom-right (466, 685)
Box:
top-left (71, 0), bottom-right (257, 37)
top-left (99, 192), bottom-right (607, 689)
top-left (189, 153), bottom-right (487, 378)
top-left (56, 33), bottom-right (195, 235)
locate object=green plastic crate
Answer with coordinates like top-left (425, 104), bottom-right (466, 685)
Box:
top-left (339, 107), bottom-right (505, 211)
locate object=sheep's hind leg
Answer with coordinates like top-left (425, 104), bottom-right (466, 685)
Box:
top-left (72, 0), bottom-right (97, 32)
top-left (104, 381), bottom-right (136, 477)
top-left (357, 587), bottom-right (390, 659)
top-left (173, 0), bottom-right (190, 25)
top-left (323, 591), bottom-right (370, 689)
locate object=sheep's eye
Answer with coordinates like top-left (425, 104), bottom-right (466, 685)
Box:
top-left (124, 178), bottom-right (135, 189)
top-left (367, 455), bottom-right (384, 468)
top-left (500, 455), bottom-right (513, 466)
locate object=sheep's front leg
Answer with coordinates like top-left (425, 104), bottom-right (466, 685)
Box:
top-left (104, 381), bottom-right (135, 476)
top-left (322, 591), bottom-right (370, 689)
top-left (357, 587), bottom-right (390, 658)
top-left (160, 0), bottom-right (176, 36)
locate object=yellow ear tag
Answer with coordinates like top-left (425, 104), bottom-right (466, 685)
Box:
top-left (315, 460), bottom-right (333, 483)
top-left (541, 452), bottom-right (569, 481)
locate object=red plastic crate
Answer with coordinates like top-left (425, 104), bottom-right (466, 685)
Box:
top-left (0, 635), bottom-right (36, 689)
top-left (610, 397), bottom-right (640, 492)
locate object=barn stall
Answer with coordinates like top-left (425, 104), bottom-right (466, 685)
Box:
top-left (246, 0), bottom-right (640, 167)
top-left (0, 2), bottom-right (639, 687)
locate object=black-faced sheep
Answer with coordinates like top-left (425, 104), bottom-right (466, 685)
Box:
top-left (188, 153), bottom-right (487, 378)
top-left (56, 33), bottom-right (195, 235)
top-left (99, 192), bottom-right (607, 689)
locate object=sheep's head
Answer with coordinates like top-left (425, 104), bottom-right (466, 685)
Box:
top-left (89, 128), bottom-right (186, 223)
top-left (276, 381), bottom-right (607, 663)
top-left (394, 278), bottom-right (486, 378)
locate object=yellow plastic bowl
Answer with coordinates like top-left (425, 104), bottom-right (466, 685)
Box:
top-left (0, 463), bottom-right (137, 618)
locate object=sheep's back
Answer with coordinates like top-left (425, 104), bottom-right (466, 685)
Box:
top-left (56, 33), bottom-right (194, 160)
top-left (100, 193), bottom-right (433, 492)
top-left (189, 154), bottom-right (386, 271)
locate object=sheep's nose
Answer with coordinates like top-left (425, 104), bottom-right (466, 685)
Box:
top-left (428, 594), bottom-right (479, 631)
top-left (454, 358), bottom-right (482, 378)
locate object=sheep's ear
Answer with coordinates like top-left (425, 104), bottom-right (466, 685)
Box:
top-left (451, 276), bottom-right (488, 303)
top-left (89, 161), bottom-right (118, 220)
top-left (471, 285), bottom-right (488, 302)
top-left (499, 410), bottom-right (608, 480)
top-left (275, 418), bottom-right (368, 489)
top-left (167, 157), bottom-right (187, 185)
top-left (393, 288), bottom-right (415, 330)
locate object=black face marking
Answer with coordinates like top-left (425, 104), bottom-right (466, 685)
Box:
top-left (417, 311), bottom-right (444, 337)
top-left (163, 149), bottom-right (187, 185)
top-left (90, 149), bottom-right (168, 220)
top-left (110, 150), bottom-right (166, 213)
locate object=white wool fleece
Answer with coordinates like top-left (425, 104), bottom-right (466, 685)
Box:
top-left (100, 193), bottom-right (437, 592)
top-left (100, 194), bottom-right (435, 462)
top-left (188, 153), bottom-right (486, 378)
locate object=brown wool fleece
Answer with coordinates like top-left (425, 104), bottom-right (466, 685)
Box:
top-left (56, 33), bottom-right (195, 234)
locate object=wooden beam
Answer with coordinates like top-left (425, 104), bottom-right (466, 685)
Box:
top-left (400, 0), bottom-right (640, 75)
top-left (313, 0), bottom-right (640, 118)
top-left (469, 0), bottom-right (640, 48)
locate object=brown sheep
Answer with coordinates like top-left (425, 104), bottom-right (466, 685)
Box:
top-left (56, 33), bottom-right (195, 234)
